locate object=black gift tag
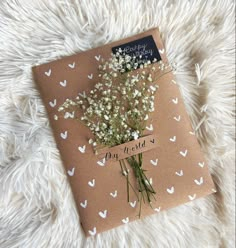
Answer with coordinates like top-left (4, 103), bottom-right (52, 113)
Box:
top-left (112, 35), bottom-right (161, 70)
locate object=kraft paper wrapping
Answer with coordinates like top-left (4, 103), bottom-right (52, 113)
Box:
top-left (32, 28), bottom-right (216, 237)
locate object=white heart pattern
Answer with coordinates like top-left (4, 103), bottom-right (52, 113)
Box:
top-left (68, 62), bottom-right (75, 69)
top-left (88, 73), bottom-right (93, 79)
top-left (150, 159), bottom-right (158, 166)
top-left (79, 91), bottom-right (86, 98)
top-left (175, 170), bottom-right (183, 176)
top-left (172, 97), bottom-right (178, 104)
top-left (167, 186), bottom-right (175, 194)
top-left (145, 178), bottom-right (153, 185)
top-left (169, 136), bottom-right (176, 142)
top-left (45, 69), bottom-right (51, 77)
top-left (154, 207), bottom-right (161, 212)
top-left (67, 167), bottom-right (75, 176)
top-left (98, 210), bottom-right (107, 219)
top-left (49, 99), bottom-right (57, 108)
top-left (173, 115), bottom-right (181, 122)
top-left (198, 162), bottom-right (205, 168)
top-left (60, 131), bottom-right (68, 139)
top-left (194, 177), bottom-right (203, 185)
top-left (60, 80), bottom-right (67, 87)
top-left (171, 79), bottom-right (177, 84)
top-left (129, 201), bottom-right (137, 208)
top-left (95, 55), bottom-right (101, 61)
top-left (146, 124), bottom-right (154, 131)
top-left (180, 149), bottom-right (188, 157)
top-left (78, 145), bottom-right (86, 153)
top-left (110, 190), bottom-right (118, 198)
top-left (188, 194), bottom-right (196, 200)
top-left (159, 48), bottom-right (165, 54)
top-left (80, 200), bottom-right (87, 208)
top-left (122, 217), bottom-right (129, 224)
top-left (97, 158), bottom-right (106, 166)
top-left (88, 227), bottom-right (96, 236)
top-left (88, 179), bottom-right (95, 187)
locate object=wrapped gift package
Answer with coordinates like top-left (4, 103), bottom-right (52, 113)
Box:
top-left (32, 28), bottom-right (216, 237)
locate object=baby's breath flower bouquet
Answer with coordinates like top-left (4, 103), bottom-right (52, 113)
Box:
top-left (58, 51), bottom-right (170, 216)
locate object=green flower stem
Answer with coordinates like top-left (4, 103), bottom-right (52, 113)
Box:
top-left (123, 160), bottom-right (130, 202)
top-left (120, 160), bottom-right (139, 202)
top-left (119, 161), bottom-right (129, 202)
top-left (125, 153), bottom-right (156, 217)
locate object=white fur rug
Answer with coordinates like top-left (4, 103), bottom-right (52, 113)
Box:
top-left (0, 0), bottom-right (235, 247)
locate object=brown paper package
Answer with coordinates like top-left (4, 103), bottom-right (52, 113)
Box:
top-left (32, 28), bottom-right (216, 237)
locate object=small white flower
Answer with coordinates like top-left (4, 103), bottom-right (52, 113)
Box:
top-left (102, 123), bottom-right (107, 128)
top-left (150, 85), bottom-right (156, 91)
top-left (104, 115), bottom-right (109, 120)
top-left (147, 76), bottom-right (152, 82)
top-left (131, 131), bottom-right (139, 140)
top-left (149, 107), bottom-right (155, 112)
top-left (133, 89), bottom-right (139, 98)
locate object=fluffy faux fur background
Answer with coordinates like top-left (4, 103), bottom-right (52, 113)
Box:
top-left (0, 0), bottom-right (235, 247)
